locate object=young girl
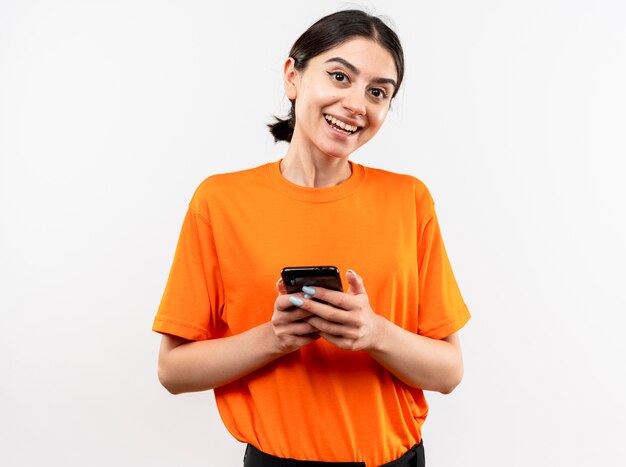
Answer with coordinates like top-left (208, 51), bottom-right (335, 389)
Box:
top-left (153, 9), bottom-right (470, 467)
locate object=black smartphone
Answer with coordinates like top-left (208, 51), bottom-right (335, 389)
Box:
top-left (281, 266), bottom-right (343, 304)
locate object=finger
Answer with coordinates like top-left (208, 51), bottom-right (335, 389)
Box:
top-left (273, 307), bottom-right (314, 324)
top-left (278, 320), bottom-right (320, 336)
top-left (299, 286), bottom-right (352, 310)
top-left (276, 293), bottom-right (307, 311)
top-left (306, 316), bottom-right (361, 339)
top-left (346, 269), bottom-right (367, 295)
top-left (317, 332), bottom-right (356, 351)
top-left (291, 296), bottom-right (355, 324)
top-left (290, 333), bottom-right (322, 348)
top-left (276, 277), bottom-right (287, 295)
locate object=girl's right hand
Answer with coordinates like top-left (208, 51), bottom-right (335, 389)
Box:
top-left (271, 278), bottom-right (321, 353)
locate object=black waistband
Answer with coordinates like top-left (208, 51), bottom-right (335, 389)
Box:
top-left (243, 442), bottom-right (424, 467)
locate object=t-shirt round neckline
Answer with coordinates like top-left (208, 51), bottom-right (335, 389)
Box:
top-left (267, 159), bottom-right (365, 202)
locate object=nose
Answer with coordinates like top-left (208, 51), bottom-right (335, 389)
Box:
top-left (342, 88), bottom-right (367, 116)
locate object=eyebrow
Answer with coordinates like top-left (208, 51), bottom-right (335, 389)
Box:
top-left (324, 57), bottom-right (397, 88)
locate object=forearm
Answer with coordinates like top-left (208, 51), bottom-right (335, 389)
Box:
top-left (367, 317), bottom-right (464, 393)
top-left (158, 322), bottom-right (285, 394)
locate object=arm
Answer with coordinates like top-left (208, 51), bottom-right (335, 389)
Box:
top-left (293, 270), bottom-right (464, 394)
top-left (158, 279), bottom-right (321, 394)
top-left (367, 325), bottom-right (463, 394)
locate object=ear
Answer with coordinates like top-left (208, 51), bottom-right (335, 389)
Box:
top-left (283, 57), bottom-right (298, 100)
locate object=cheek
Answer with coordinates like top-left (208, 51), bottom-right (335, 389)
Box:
top-left (369, 109), bottom-right (389, 129)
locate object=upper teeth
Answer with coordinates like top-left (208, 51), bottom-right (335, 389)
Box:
top-left (325, 114), bottom-right (358, 132)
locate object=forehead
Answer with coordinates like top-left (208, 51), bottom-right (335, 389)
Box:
top-left (311, 37), bottom-right (397, 81)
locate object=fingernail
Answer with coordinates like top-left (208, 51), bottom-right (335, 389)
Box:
top-left (289, 296), bottom-right (304, 307)
top-left (348, 269), bottom-right (357, 277)
top-left (302, 286), bottom-right (316, 295)
top-left (303, 294), bottom-right (312, 300)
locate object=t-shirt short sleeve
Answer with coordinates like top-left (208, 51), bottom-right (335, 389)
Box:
top-left (152, 203), bottom-right (225, 341)
top-left (417, 206), bottom-right (470, 339)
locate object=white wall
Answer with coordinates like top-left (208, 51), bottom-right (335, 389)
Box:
top-left (1, 1), bottom-right (625, 465)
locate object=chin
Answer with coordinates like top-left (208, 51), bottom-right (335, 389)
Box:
top-left (317, 142), bottom-right (358, 160)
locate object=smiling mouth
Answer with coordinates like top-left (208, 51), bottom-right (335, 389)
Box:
top-left (324, 114), bottom-right (360, 135)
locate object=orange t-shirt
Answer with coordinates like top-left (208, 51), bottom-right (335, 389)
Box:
top-left (153, 161), bottom-right (470, 465)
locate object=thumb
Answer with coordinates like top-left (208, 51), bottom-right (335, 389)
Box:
top-left (346, 269), bottom-right (367, 295)
top-left (276, 277), bottom-right (287, 295)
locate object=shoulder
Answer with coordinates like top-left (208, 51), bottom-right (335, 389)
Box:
top-left (195, 163), bottom-right (269, 194)
top-left (188, 163), bottom-right (272, 218)
top-left (360, 164), bottom-right (435, 212)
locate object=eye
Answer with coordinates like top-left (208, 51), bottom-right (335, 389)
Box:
top-left (328, 71), bottom-right (349, 83)
top-left (370, 88), bottom-right (389, 100)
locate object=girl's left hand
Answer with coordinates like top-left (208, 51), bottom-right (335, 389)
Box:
top-left (289, 269), bottom-right (386, 351)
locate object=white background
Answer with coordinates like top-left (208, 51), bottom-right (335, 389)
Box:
top-left (1, 1), bottom-right (625, 466)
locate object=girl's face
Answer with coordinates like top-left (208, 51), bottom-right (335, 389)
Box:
top-left (284, 37), bottom-right (398, 161)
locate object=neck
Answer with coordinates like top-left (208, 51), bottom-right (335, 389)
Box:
top-left (280, 150), bottom-right (352, 188)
